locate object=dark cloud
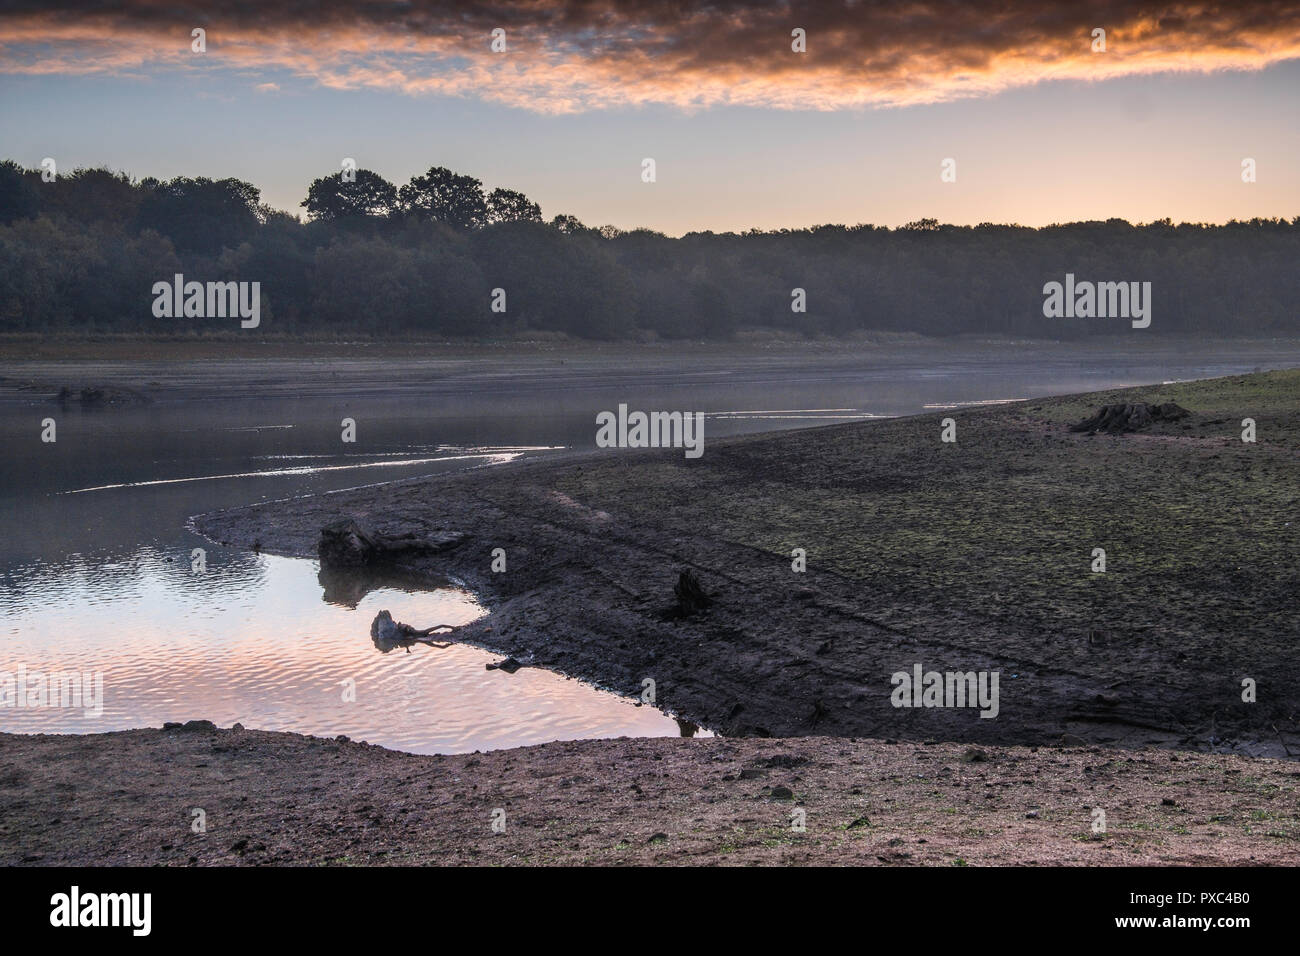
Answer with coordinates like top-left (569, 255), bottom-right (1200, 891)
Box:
top-left (2, 1), bottom-right (1298, 111)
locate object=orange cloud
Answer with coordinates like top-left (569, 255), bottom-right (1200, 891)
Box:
top-left (1, 2), bottom-right (1298, 112)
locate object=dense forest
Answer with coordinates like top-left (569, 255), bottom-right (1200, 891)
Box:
top-left (1, 159), bottom-right (1296, 339)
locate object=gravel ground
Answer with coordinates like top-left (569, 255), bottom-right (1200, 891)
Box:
top-left (2, 726), bottom-right (1296, 866)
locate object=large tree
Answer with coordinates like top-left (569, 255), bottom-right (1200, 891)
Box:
top-left (398, 166), bottom-right (487, 229)
top-left (485, 187), bottom-right (541, 224)
top-left (549, 213), bottom-right (590, 235)
top-left (301, 169), bottom-right (398, 221)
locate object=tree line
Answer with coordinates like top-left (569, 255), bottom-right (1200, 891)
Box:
top-left (1, 159), bottom-right (1297, 339)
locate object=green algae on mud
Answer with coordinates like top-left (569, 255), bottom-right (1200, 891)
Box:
top-left (195, 370), bottom-right (1300, 756)
top-left (567, 369), bottom-right (1298, 645)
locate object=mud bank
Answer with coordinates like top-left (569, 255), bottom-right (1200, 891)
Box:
top-left (192, 370), bottom-right (1300, 757)
top-left (2, 727), bottom-right (1296, 866)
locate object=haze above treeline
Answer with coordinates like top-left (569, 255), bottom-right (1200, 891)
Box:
top-left (2, 161), bottom-right (1297, 340)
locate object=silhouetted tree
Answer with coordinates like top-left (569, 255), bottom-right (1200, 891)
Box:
top-left (485, 187), bottom-right (542, 224)
top-left (302, 169), bottom-right (398, 221)
top-left (398, 167), bottom-right (487, 229)
top-left (550, 213), bottom-right (592, 235)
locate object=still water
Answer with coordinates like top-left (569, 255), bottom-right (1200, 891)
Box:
top-left (3, 343), bottom-right (1298, 752)
top-left (1, 550), bottom-right (696, 753)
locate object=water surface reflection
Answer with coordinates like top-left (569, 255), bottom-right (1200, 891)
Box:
top-left (1, 552), bottom-right (698, 754)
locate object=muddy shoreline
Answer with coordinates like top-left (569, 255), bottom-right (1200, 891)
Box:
top-left (192, 370), bottom-right (1300, 759)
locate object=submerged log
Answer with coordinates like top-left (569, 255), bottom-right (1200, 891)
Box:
top-left (318, 518), bottom-right (467, 568)
top-left (1070, 402), bottom-right (1189, 434)
top-left (370, 610), bottom-right (459, 654)
top-left (370, 609), bottom-right (455, 643)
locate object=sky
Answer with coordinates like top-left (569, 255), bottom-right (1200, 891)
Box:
top-left (1, 1), bottom-right (1298, 234)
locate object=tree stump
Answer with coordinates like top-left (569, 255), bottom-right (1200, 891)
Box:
top-left (318, 518), bottom-right (467, 567)
top-left (674, 569), bottom-right (712, 615)
top-left (1070, 402), bottom-right (1188, 434)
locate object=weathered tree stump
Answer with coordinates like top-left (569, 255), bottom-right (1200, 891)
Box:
top-left (1070, 402), bottom-right (1188, 434)
top-left (674, 569), bottom-right (712, 615)
top-left (318, 518), bottom-right (467, 567)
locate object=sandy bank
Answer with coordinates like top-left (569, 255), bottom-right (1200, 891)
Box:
top-left (2, 727), bottom-right (1295, 866)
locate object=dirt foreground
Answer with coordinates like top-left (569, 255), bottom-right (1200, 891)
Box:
top-left (2, 726), bottom-right (1296, 866)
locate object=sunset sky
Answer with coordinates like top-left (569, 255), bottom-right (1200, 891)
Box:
top-left (2, 1), bottom-right (1298, 234)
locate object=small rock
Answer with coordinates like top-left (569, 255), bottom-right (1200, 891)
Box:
top-left (769, 786), bottom-right (794, 800)
top-left (764, 753), bottom-right (806, 769)
top-left (1161, 798), bottom-right (1177, 807)
top-left (960, 748), bottom-right (989, 763)
top-left (1025, 810), bottom-right (1040, 819)
top-left (486, 657), bottom-right (522, 673)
